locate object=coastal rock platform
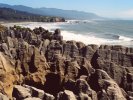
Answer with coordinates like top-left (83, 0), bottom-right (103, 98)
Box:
top-left (0, 24), bottom-right (132, 100)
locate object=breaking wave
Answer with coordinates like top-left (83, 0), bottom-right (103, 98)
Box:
top-left (61, 31), bottom-right (133, 46)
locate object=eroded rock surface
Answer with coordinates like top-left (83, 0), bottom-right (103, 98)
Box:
top-left (0, 25), bottom-right (132, 100)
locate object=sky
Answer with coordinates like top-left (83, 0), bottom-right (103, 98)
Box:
top-left (0, 0), bottom-right (133, 19)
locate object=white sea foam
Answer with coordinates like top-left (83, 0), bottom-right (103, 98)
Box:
top-left (2, 22), bottom-right (65, 31)
top-left (18, 22), bottom-right (63, 30)
top-left (61, 31), bottom-right (133, 46)
top-left (2, 22), bottom-right (133, 47)
top-left (18, 22), bottom-right (112, 45)
top-left (118, 35), bottom-right (133, 41)
top-left (66, 20), bottom-right (96, 24)
top-left (61, 31), bottom-right (108, 45)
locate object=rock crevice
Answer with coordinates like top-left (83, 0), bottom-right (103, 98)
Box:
top-left (0, 25), bottom-right (132, 100)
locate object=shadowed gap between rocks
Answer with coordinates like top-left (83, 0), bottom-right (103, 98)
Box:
top-left (28, 54), bottom-right (37, 73)
top-left (78, 66), bottom-right (88, 78)
top-left (91, 51), bottom-right (99, 69)
top-left (44, 73), bottom-right (62, 96)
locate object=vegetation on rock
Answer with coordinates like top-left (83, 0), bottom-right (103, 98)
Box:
top-left (0, 8), bottom-right (65, 22)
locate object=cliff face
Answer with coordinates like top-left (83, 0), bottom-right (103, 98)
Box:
top-left (0, 25), bottom-right (132, 100)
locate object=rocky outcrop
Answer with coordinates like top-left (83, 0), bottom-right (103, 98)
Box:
top-left (0, 93), bottom-right (9, 100)
top-left (92, 45), bottom-right (133, 98)
top-left (75, 78), bottom-right (97, 100)
top-left (13, 85), bottom-right (55, 100)
top-left (13, 85), bottom-right (31, 99)
top-left (57, 90), bottom-right (77, 100)
top-left (89, 69), bottom-right (126, 100)
top-left (0, 25), bottom-right (132, 100)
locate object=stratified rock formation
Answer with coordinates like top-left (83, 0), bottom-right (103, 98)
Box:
top-left (0, 24), bottom-right (132, 100)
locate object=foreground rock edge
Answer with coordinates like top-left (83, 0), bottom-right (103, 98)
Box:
top-left (0, 24), bottom-right (132, 100)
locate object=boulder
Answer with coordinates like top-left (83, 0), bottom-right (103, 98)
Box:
top-left (53, 29), bottom-right (63, 41)
top-left (13, 85), bottom-right (31, 99)
top-left (57, 90), bottom-right (77, 100)
top-left (75, 78), bottom-right (97, 100)
top-left (23, 85), bottom-right (44, 99)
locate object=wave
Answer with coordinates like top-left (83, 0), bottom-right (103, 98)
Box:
top-left (112, 34), bottom-right (133, 41)
top-left (61, 31), bottom-right (114, 45)
top-left (12, 22), bottom-right (65, 31)
top-left (105, 33), bottom-right (133, 41)
top-left (61, 31), bottom-right (133, 47)
top-left (118, 35), bottom-right (133, 41)
top-left (6, 22), bottom-right (133, 47)
top-left (66, 20), bottom-right (96, 24)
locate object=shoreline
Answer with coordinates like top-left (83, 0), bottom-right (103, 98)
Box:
top-left (1, 21), bottom-right (133, 47)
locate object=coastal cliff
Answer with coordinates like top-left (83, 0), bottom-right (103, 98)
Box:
top-left (0, 24), bottom-right (132, 100)
top-left (0, 8), bottom-right (65, 22)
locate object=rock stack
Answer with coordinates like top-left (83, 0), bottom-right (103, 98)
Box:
top-left (0, 24), bottom-right (132, 100)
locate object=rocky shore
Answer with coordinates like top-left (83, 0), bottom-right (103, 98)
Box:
top-left (0, 24), bottom-right (133, 100)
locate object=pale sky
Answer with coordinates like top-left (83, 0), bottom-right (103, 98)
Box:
top-left (0, 0), bottom-right (133, 19)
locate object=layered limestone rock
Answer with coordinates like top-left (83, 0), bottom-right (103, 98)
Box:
top-left (57, 90), bottom-right (77, 100)
top-left (13, 85), bottom-right (54, 100)
top-left (0, 52), bottom-right (19, 99)
top-left (89, 69), bottom-right (126, 100)
top-left (0, 25), bottom-right (132, 100)
top-left (93, 45), bottom-right (133, 96)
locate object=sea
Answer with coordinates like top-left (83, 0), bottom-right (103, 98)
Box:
top-left (3, 20), bottom-right (133, 47)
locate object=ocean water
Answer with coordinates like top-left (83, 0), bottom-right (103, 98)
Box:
top-left (4, 20), bottom-right (133, 47)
